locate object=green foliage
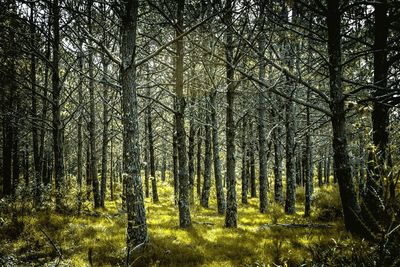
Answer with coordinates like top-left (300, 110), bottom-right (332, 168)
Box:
top-left (313, 185), bottom-right (343, 222)
top-left (1, 182), bottom-right (396, 266)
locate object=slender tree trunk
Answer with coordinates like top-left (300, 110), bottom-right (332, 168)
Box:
top-left (12, 128), bottom-right (19, 196)
top-left (248, 121), bottom-right (256, 198)
top-left (161, 138), bottom-right (166, 182)
top-left (120, 0), bottom-right (148, 262)
top-left (196, 126), bottom-right (202, 197)
top-left (100, 58), bottom-right (109, 208)
top-left (188, 99), bottom-right (195, 203)
top-left (211, 90), bottom-right (226, 214)
top-left (30, 2), bottom-right (40, 205)
top-left (77, 39), bottom-right (84, 211)
top-left (88, 0), bottom-right (100, 208)
top-left (144, 116), bottom-right (150, 198)
top-left (147, 88), bottom-right (159, 203)
top-left (327, 0), bottom-right (362, 234)
top-left (173, 97), bottom-right (178, 203)
top-left (305, 91), bottom-right (312, 217)
top-left (318, 159), bottom-right (323, 187)
top-left (257, 2), bottom-right (268, 212)
top-left (201, 108), bottom-right (212, 207)
top-left (273, 119), bottom-right (283, 204)
top-left (175, 0), bottom-right (191, 228)
top-left (224, 0), bottom-right (237, 228)
top-left (52, 0), bottom-right (65, 211)
top-left (284, 89), bottom-right (296, 214)
top-left (241, 119), bottom-right (248, 204)
top-left (86, 142), bottom-right (91, 199)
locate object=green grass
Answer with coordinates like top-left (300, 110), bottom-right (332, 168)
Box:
top-left (0, 182), bottom-right (359, 266)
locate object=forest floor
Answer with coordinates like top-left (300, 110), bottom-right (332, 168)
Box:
top-left (0, 182), bottom-right (371, 266)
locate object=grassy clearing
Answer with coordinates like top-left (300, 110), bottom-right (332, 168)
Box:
top-left (0, 182), bottom-right (363, 266)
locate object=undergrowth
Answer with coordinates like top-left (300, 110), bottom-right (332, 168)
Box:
top-left (0, 181), bottom-right (381, 266)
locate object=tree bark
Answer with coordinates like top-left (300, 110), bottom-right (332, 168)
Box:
top-left (211, 90), bottom-right (226, 214)
top-left (87, 0), bottom-right (100, 208)
top-left (175, 0), bottom-right (191, 228)
top-left (147, 87), bottom-right (159, 203)
top-left (326, 0), bottom-right (362, 234)
top-left (201, 106), bottom-right (212, 208)
top-left (224, 0), bottom-right (237, 228)
top-left (52, 0), bottom-right (65, 211)
top-left (241, 118), bottom-right (248, 204)
top-left (258, 5), bottom-right (268, 211)
top-left (120, 0), bottom-right (148, 262)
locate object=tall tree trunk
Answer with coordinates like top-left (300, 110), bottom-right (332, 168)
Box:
top-left (318, 159), bottom-right (323, 187)
top-left (257, 2), bottom-right (268, 212)
top-left (327, 0), bottom-right (362, 234)
top-left (188, 98), bottom-right (195, 203)
top-left (12, 124), bottom-right (19, 196)
top-left (175, 0), bottom-right (191, 227)
top-left (52, 0), bottom-right (65, 211)
top-left (77, 39), bottom-right (84, 211)
top-left (366, 0), bottom-right (389, 216)
top-left (273, 117), bottom-right (283, 204)
top-left (144, 115), bottom-right (150, 198)
top-left (161, 138), bottom-right (166, 182)
top-left (241, 119), bottom-right (248, 204)
top-left (88, 0), bottom-right (100, 208)
top-left (30, 2), bottom-right (40, 205)
top-left (201, 108), bottom-right (212, 208)
top-left (211, 90), bottom-right (226, 214)
top-left (147, 88), bottom-right (159, 203)
top-left (196, 123), bottom-right (202, 197)
top-left (304, 90), bottom-right (312, 217)
top-left (172, 97), bottom-right (178, 203)
top-left (249, 121), bottom-right (256, 198)
top-left (100, 58), bottom-right (109, 208)
top-left (224, 0), bottom-right (237, 228)
top-left (120, 0), bottom-right (148, 262)
top-left (284, 89), bottom-right (296, 214)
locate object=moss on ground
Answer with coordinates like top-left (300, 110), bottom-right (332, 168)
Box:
top-left (0, 183), bottom-right (362, 266)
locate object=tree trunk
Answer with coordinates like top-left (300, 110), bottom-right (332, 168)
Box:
top-left (52, 0), bottom-right (65, 211)
top-left (30, 2), bottom-right (40, 205)
top-left (196, 126), bottom-right (202, 197)
top-left (100, 58), bottom-right (109, 208)
top-left (304, 91), bottom-right (312, 217)
top-left (211, 90), bottom-right (226, 214)
top-left (241, 119), bottom-right (248, 204)
top-left (173, 97), bottom-right (179, 203)
top-left (273, 118), bottom-right (283, 204)
top-left (88, 0), bottom-right (100, 208)
top-left (188, 98), bottom-right (195, 202)
top-left (147, 88), bottom-right (159, 203)
top-left (175, 0), bottom-right (191, 228)
top-left (284, 89), bottom-right (296, 214)
top-left (144, 116), bottom-right (150, 198)
top-left (365, 0), bottom-right (389, 217)
top-left (258, 3), bottom-right (268, 212)
top-left (248, 121), bottom-right (256, 198)
top-left (201, 107), bottom-right (212, 208)
top-left (327, 0), bottom-right (362, 234)
top-left (77, 39), bottom-right (84, 211)
top-left (161, 138), bottom-right (166, 182)
top-left (120, 0), bottom-right (148, 262)
top-left (224, 0), bottom-right (237, 228)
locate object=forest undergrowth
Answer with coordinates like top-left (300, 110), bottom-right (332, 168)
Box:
top-left (0, 179), bottom-right (379, 267)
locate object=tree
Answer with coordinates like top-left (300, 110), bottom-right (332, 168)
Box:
top-left (120, 0), bottom-right (148, 262)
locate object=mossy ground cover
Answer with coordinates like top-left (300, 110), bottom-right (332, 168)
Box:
top-left (0, 182), bottom-right (366, 266)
